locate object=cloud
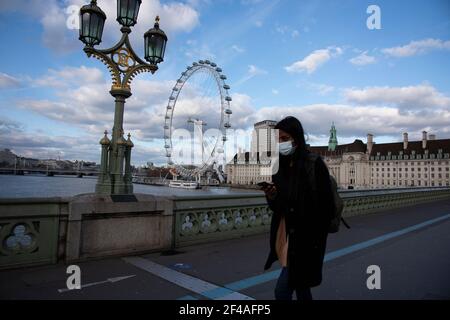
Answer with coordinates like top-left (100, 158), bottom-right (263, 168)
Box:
top-left (231, 45), bottom-right (245, 53)
top-left (275, 25), bottom-right (289, 35)
top-left (0, 72), bottom-right (21, 89)
top-left (0, 118), bottom-right (166, 164)
top-left (382, 38), bottom-right (450, 58)
top-left (16, 66), bottom-right (174, 139)
top-left (0, 0), bottom-right (200, 54)
top-left (285, 47), bottom-right (343, 74)
top-left (33, 66), bottom-right (104, 88)
top-left (12, 65), bottom-right (257, 165)
top-left (275, 25), bottom-right (300, 39)
top-left (272, 89), bottom-right (279, 95)
top-left (344, 84), bottom-right (450, 112)
top-left (234, 65), bottom-right (267, 86)
top-left (248, 103), bottom-right (450, 142)
top-left (349, 51), bottom-right (376, 66)
top-left (291, 30), bottom-right (300, 38)
top-left (184, 40), bottom-right (216, 60)
top-left (299, 81), bottom-right (335, 95)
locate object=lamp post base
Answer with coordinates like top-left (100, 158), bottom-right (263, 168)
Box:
top-left (95, 174), bottom-right (133, 195)
top-left (95, 181), bottom-right (134, 195)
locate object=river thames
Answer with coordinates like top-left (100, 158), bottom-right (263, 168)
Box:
top-left (0, 175), bottom-right (260, 198)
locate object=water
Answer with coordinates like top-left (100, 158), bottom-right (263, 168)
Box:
top-left (0, 175), bottom-right (261, 198)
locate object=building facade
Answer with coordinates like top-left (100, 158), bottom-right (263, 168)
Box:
top-left (226, 121), bottom-right (450, 189)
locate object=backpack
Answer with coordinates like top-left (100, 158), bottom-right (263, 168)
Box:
top-left (304, 153), bottom-right (348, 233)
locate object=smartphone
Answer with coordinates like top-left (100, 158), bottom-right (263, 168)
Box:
top-left (257, 181), bottom-right (273, 189)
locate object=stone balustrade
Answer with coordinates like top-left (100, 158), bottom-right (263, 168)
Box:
top-left (1, 187), bottom-right (449, 269)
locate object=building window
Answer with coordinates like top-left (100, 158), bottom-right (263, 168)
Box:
top-left (438, 167), bottom-right (442, 171)
top-left (431, 174), bottom-right (435, 178)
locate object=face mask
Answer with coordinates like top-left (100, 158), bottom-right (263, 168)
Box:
top-left (279, 140), bottom-right (296, 155)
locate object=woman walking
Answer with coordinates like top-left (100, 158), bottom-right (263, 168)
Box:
top-left (262, 116), bottom-right (335, 300)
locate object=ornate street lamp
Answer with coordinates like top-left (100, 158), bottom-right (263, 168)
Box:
top-left (144, 16), bottom-right (168, 65)
top-left (78, 0), bottom-right (168, 195)
top-left (79, 0), bottom-right (106, 47)
top-left (117, 0), bottom-right (141, 27)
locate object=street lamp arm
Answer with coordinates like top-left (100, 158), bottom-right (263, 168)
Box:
top-left (83, 46), bottom-right (122, 89)
top-left (82, 29), bottom-right (156, 91)
top-left (123, 64), bottom-right (158, 89)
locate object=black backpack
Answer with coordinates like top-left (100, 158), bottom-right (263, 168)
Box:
top-left (304, 153), bottom-right (349, 233)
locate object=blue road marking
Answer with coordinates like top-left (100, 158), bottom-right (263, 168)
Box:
top-left (178, 213), bottom-right (450, 300)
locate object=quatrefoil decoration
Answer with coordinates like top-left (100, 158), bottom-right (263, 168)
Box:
top-left (112, 47), bottom-right (136, 72)
top-left (5, 224), bottom-right (35, 251)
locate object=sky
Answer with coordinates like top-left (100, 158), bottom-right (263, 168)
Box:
top-left (0, 0), bottom-right (449, 166)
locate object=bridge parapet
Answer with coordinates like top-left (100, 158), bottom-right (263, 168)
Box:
top-left (1, 187), bottom-right (449, 269)
top-left (172, 187), bottom-right (450, 247)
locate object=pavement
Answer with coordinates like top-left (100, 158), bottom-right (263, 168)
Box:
top-left (1, 198), bottom-right (450, 300)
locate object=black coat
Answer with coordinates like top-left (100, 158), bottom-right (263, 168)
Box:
top-left (264, 150), bottom-right (334, 288)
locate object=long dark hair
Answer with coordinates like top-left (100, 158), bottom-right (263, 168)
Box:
top-left (274, 116), bottom-right (308, 160)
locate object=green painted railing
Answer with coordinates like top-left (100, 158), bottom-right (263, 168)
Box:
top-left (1, 187), bottom-right (449, 269)
top-left (173, 187), bottom-right (450, 247)
top-left (172, 194), bottom-right (272, 247)
top-left (0, 198), bottom-right (69, 270)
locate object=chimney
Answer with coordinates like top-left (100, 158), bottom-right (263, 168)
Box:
top-left (422, 131), bottom-right (427, 149)
top-left (367, 134), bottom-right (374, 155)
top-left (429, 134), bottom-right (436, 140)
top-left (403, 132), bottom-right (408, 150)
